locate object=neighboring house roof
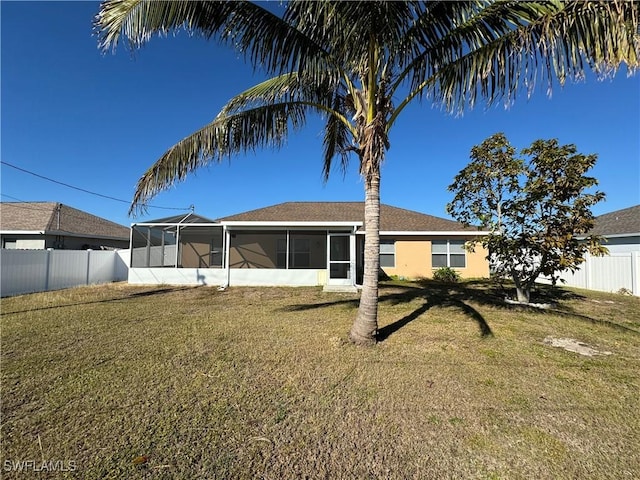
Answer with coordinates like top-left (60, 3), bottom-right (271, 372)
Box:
top-left (590, 205), bottom-right (640, 236)
top-left (219, 202), bottom-right (480, 233)
top-left (0, 202), bottom-right (130, 240)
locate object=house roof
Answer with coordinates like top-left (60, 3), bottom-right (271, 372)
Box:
top-left (219, 202), bottom-right (479, 232)
top-left (0, 202), bottom-right (130, 240)
top-left (138, 212), bottom-right (217, 224)
top-left (590, 205), bottom-right (640, 236)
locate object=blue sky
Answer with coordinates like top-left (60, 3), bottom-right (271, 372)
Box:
top-left (2, 1), bottom-right (639, 228)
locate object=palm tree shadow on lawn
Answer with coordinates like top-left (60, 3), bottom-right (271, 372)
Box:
top-left (285, 281), bottom-right (497, 342)
top-left (283, 279), bottom-right (637, 341)
top-left (375, 284), bottom-right (495, 341)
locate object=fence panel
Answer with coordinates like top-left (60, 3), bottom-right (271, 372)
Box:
top-left (537, 252), bottom-right (639, 296)
top-left (115, 249), bottom-right (130, 281)
top-left (1, 249), bottom-right (130, 297)
top-left (48, 250), bottom-right (88, 291)
top-left (590, 254), bottom-right (633, 293)
top-left (1, 249), bottom-right (49, 297)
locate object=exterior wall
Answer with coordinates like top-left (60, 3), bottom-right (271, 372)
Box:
top-left (128, 267), bottom-right (323, 287)
top-left (128, 268), bottom-right (227, 286)
top-left (602, 235), bottom-right (640, 254)
top-left (380, 236), bottom-right (489, 279)
top-left (0, 233), bottom-right (127, 250)
top-left (1, 235), bottom-right (46, 249)
top-left (230, 269), bottom-right (322, 286)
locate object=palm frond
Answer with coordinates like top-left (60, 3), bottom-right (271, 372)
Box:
top-left (96, 0), bottom-right (336, 81)
top-left (129, 102), bottom-right (307, 214)
top-left (393, 1), bottom-right (639, 116)
top-left (322, 94), bottom-right (354, 181)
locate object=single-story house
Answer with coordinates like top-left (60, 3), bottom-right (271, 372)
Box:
top-left (128, 202), bottom-right (490, 289)
top-left (590, 204), bottom-right (640, 254)
top-left (0, 202), bottom-right (130, 250)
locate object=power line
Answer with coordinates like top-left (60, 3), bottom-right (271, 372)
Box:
top-left (1, 160), bottom-right (190, 211)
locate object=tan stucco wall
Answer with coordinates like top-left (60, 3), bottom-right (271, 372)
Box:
top-left (381, 236), bottom-right (489, 279)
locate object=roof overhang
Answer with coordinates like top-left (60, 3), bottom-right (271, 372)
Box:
top-left (359, 230), bottom-right (491, 236)
top-left (132, 222), bottom-right (221, 227)
top-left (0, 230), bottom-right (45, 235)
top-left (602, 232), bottom-right (640, 239)
top-left (222, 221), bottom-right (362, 228)
top-left (576, 232), bottom-right (640, 240)
top-left (1, 230), bottom-right (128, 241)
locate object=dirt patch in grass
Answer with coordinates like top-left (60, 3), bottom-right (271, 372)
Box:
top-left (1, 281), bottom-right (639, 478)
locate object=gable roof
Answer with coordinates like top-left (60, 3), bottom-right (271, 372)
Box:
top-left (590, 205), bottom-right (640, 236)
top-left (0, 202), bottom-right (130, 240)
top-left (219, 202), bottom-right (479, 232)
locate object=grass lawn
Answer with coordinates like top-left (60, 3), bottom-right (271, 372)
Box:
top-left (1, 280), bottom-right (639, 479)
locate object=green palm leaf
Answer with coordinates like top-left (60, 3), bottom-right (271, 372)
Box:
top-left (130, 102), bottom-right (307, 214)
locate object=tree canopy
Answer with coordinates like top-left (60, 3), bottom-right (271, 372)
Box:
top-left (447, 132), bottom-right (607, 303)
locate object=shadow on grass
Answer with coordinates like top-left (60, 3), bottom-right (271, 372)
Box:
top-left (1, 286), bottom-right (196, 316)
top-left (376, 285), bottom-right (494, 341)
top-left (284, 279), bottom-right (639, 340)
top-left (285, 281), bottom-right (494, 341)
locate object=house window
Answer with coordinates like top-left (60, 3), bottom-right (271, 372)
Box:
top-left (432, 240), bottom-right (466, 268)
top-left (380, 240), bottom-right (395, 267)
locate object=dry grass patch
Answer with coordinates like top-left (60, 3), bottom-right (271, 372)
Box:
top-left (1, 281), bottom-right (639, 479)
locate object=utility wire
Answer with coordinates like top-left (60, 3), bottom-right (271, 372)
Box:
top-left (1, 160), bottom-right (190, 211)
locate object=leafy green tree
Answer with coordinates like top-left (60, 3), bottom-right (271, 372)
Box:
top-left (96, 1), bottom-right (638, 344)
top-left (447, 133), bottom-right (607, 303)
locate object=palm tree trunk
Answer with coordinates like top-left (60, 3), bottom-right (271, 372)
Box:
top-left (349, 170), bottom-right (380, 345)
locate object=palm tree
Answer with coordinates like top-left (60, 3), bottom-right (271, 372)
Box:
top-left (96, 1), bottom-right (638, 345)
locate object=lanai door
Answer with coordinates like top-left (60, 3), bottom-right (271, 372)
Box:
top-left (327, 233), bottom-right (354, 286)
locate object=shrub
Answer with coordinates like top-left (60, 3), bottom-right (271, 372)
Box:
top-left (433, 267), bottom-right (460, 283)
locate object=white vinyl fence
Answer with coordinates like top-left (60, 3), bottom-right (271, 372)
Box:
top-left (537, 252), bottom-right (639, 296)
top-left (1, 249), bottom-right (130, 297)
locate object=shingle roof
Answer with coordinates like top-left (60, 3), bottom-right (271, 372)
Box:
top-left (0, 202), bottom-right (130, 240)
top-left (590, 205), bottom-right (640, 236)
top-left (219, 202), bottom-right (478, 232)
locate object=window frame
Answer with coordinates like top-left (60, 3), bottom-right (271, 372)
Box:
top-left (432, 239), bottom-right (466, 269)
top-left (379, 239), bottom-right (396, 268)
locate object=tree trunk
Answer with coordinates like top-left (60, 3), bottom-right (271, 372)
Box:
top-left (515, 286), bottom-right (530, 303)
top-left (349, 170), bottom-right (380, 345)
top-left (511, 270), bottom-right (531, 303)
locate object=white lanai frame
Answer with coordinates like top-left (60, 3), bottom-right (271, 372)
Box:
top-left (128, 214), bottom-right (361, 287)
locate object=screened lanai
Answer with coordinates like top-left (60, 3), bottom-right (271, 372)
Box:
top-left (130, 213), bottom-right (224, 269)
top-left (128, 212), bottom-right (359, 288)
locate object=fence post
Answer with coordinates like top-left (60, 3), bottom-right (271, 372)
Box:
top-left (45, 248), bottom-right (53, 291)
top-left (86, 249), bottom-right (92, 286)
top-left (584, 252), bottom-right (591, 290)
top-left (632, 251), bottom-right (639, 296)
